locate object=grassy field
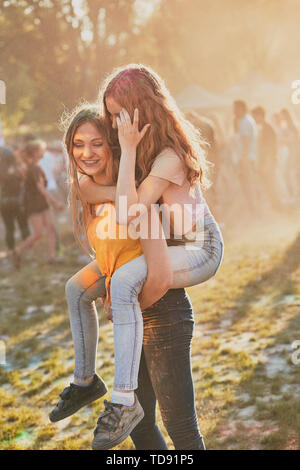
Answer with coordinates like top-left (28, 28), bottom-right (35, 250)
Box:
top-left (0, 208), bottom-right (299, 450)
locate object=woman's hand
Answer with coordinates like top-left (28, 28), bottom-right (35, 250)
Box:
top-left (116, 108), bottom-right (150, 153)
top-left (37, 176), bottom-right (65, 211)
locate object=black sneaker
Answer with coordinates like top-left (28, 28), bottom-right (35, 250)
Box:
top-left (49, 374), bottom-right (107, 422)
top-left (91, 393), bottom-right (144, 450)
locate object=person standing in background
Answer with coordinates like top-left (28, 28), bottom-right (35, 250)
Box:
top-left (271, 113), bottom-right (289, 203)
top-left (39, 143), bottom-right (58, 196)
top-left (14, 139), bottom-right (64, 267)
top-left (0, 146), bottom-right (30, 268)
top-left (279, 109), bottom-right (300, 203)
top-left (233, 100), bottom-right (258, 215)
top-left (251, 106), bottom-right (282, 212)
top-left (39, 142), bottom-right (61, 254)
top-left (49, 141), bottom-right (69, 203)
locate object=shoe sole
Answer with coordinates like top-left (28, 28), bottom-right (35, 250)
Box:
top-left (49, 385), bottom-right (108, 423)
top-left (91, 408), bottom-right (144, 450)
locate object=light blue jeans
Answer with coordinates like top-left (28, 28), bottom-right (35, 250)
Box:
top-left (66, 221), bottom-right (224, 390)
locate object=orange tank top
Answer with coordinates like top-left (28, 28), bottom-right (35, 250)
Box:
top-left (87, 202), bottom-right (143, 304)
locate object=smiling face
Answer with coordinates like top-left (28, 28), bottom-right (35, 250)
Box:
top-left (72, 121), bottom-right (111, 177)
top-left (105, 96), bottom-right (123, 129)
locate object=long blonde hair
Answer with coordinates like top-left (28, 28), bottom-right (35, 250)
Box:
top-left (62, 104), bottom-right (119, 252)
top-left (99, 64), bottom-right (211, 190)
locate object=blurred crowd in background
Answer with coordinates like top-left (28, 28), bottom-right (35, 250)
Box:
top-left (0, 99), bottom-right (299, 269)
top-left (189, 101), bottom-right (300, 222)
top-left (0, 135), bottom-right (67, 268)
top-left (1, 1), bottom-right (300, 270)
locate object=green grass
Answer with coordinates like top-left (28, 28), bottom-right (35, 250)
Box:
top-left (0, 211), bottom-right (299, 450)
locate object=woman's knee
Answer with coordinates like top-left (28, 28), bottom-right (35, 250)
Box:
top-left (65, 277), bottom-right (77, 300)
top-left (65, 270), bottom-right (104, 306)
top-left (65, 275), bottom-right (86, 305)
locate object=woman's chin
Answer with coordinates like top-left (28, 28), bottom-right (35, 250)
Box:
top-left (83, 168), bottom-right (98, 176)
top-left (81, 164), bottom-right (104, 176)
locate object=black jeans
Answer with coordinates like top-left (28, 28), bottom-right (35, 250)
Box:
top-left (0, 201), bottom-right (30, 250)
top-left (130, 288), bottom-right (205, 450)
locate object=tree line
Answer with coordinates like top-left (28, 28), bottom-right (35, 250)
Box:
top-left (0, 0), bottom-right (299, 134)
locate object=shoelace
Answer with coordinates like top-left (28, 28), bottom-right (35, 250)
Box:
top-left (94, 400), bottom-right (122, 434)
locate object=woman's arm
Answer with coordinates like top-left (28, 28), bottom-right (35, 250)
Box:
top-left (138, 238), bottom-right (173, 311)
top-left (115, 108), bottom-right (170, 225)
top-left (139, 239), bottom-right (173, 311)
top-left (37, 177), bottom-right (64, 211)
top-left (137, 207), bottom-right (173, 311)
top-left (117, 171), bottom-right (171, 226)
top-left (79, 175), bottom-right (116, 204)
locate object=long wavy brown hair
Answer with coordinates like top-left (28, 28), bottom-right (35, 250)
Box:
top-left (98, 64), bottom-right (211, 191)
top-left (61, 104), bottom-right (119, 252)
